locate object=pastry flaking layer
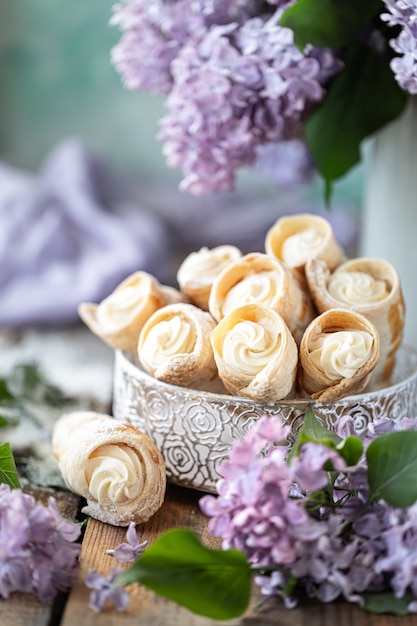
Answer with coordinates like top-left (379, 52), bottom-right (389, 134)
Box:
top-left (78, 271), bottom-right (188, 354)
top-left (265, 213), bottom-right (346, 274)
top-left (52, 411), bottom-right (166, 527)
top-left (138, 302), bottom-right (221, 391)
top-left (208, 252), bottom-right (314, 343)
top-left (297, 308), bottom-right (380, 402)
top-left (305, 257), bottom-right (405, 385)
top-left (177, 245), bottom-right (242, 311)
top-left (211, 303), bottom-right (298, 402)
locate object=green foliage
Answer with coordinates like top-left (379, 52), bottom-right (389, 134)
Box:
top-left (366, 431), bottom-right (417, 508)
top-left (117, 528), bottom-right (251, 620)
top-left (0, 376), bottom-right (17, 425)
top-left (0, 442), bottom-right (20, 488)
top-left (363, 591), bottom-right (415, 615)
top-left (279, 1), bottom-right (408, 201)
top-left (288, 404), bottom-right (342, 462)
top-left (305, 42), bottom-right (407, 195)
top-left (279, 0), bottom-right (381, 49)
top-left (7, 364), bottom-right (67, 407)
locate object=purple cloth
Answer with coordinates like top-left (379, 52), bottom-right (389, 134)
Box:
top-left (0, 140), bottom-right (172, 326)
top-left (0, 139), bottom-right (359, 327)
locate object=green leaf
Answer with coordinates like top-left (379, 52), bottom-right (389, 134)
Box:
top-left (117, 529), bottom-right (251, 620)
top-left (0, 442), bottom-right (20, 488)
top-left (367, 431), bottom-right (417, 507)
top-left (288, 405), bottom-right (341, 461)
top-left (7, 364), bottom-right (65, 406)
top-left (0, 415), bottom-right (8, 428)
top-left (305, 42), bottom-right (407, 188)
top-left (336, 436), bottom-right (363, 467)
top-left (362, 591), bottom-right (414, 615)
top-left (0, 378), bottom-right (14, 402)
top-left (279, 0), bottom-right (381, 49)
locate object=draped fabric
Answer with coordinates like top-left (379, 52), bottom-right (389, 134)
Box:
top-left (0, 139), bottom-right (358, 326)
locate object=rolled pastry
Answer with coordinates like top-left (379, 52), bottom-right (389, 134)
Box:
top-left (297, 308), bottom-right (380, 402)
top-left (211, 303), bottom-right (298, 401)
top-left (138, 302), bottom-right (220, 390)
top-left (305, 257), bottom-right (405, 384)
top-left (208, 252), bottom-right (314, 343)
top-left (177, 245), bottom-right (242, 311)
top-left (78, 271), bottom-right (184, 354)
top-left (265, 213), bottom-right (346, 274)
top-left (52, 411), bottom-right (166, 527)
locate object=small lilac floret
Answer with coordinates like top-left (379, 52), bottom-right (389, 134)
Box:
top-left (85, 567), bottom-right (130, 613)
top-left (106, 522), bottom-right (148, 563)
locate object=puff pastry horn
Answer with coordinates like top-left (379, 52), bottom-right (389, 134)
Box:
top-left (305, 257), bottom-right (405, 385)
top-left (52, 411), bottom-right (166, 527)
top-left (265, 213), bottom-right (346, 274)
top-left (177, 245), bottom-right (242, 311)
top-left (211, 303), bottom-right (298, 401)
top-left (78, 271), bottom-right (181, 354)
top-left (297, 308), bottom-right (380, 402)
top-left (138, 302), bottom-right (220, 391)
top-left (208, 252), bottom-right (314, 343)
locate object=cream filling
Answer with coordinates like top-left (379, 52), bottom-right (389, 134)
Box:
top-left (222, 271), bottom-right (282, 317)
top-left (309, 330), bottom-right (373, 381)
top-left (178, 246), bottom-right (239, 286)
top-left (96, 283), bottom-right (145, 330)
top-left (141, 316), bottom-right (196, 367)
top-left (281, 227), bottom-right (325, 266)
top-left (222, 320), bottom-right (281, 376)
top-left (327, 271), bottom-right (388, 305)
top-left (85, 444), bottom-right (144, 504)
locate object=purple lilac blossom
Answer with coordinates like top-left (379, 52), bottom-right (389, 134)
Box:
top-left (106, 522), bottom-right (148, 563)
top-left (0, 485), bottom-right (81, 602)
top-left (85, 567), bottom-right (130, 613)
top-left (201, 413), bottom-right (417, 607)
top-left (159, 10), bottom-right (340, 194)
top-left (110, 0), bottom-right (258, 95)
top-left (111, 1), bottom-right (341, 194)
top-left (381, 1), bottom-right (417, 93)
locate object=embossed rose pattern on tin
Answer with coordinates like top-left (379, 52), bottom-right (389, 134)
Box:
top-left (113, 344), bottom-right (417, 493)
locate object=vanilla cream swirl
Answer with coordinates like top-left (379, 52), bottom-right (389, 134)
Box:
top-left (85, 444), bottom-right (144, 504)
top-left (281, 228), bottom-right (325, 266)
top-left (222, 320), bottom-right (281, 376)
top-left (96, 282), bottom-right (145, 330)
top-left (222, 271), bottom-right (282, 317)
top-left (141, 316), bottom-right (196, 367)
top-left (178, 246), bottom-right (238, 286)
top-left (309, 330), bottom-right (373, 381)
top-left (327, 271), bottom-right (388, 305)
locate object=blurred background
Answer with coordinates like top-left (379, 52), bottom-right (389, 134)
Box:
top-left (0, 0), bottom-right (363, 329)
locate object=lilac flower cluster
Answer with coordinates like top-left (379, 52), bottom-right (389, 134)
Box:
top-left (200, 414), bottom-right (417, 609)
top-left (111, 1), bottom-right (341, 194)
top-left (0, 485), bottom-right (81, 602)
top-left (382, 0), bottom-right (417, 94)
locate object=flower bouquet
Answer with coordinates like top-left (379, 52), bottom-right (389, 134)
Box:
top-left (111, 0), bottom-right (416, 199)
top-left (118, 407), bottom-right (417, 618)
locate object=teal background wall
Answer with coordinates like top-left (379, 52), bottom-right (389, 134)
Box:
top-left (0, 0), bottom-right (364, 206)
top-left (0, 0), bottom-right (174, 180)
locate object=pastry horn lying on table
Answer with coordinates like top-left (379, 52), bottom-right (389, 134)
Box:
top-left (52, 411), bottom-right (166, 527)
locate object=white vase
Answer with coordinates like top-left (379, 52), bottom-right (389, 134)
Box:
top-left (361, 96), bottom-right (417, 348)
